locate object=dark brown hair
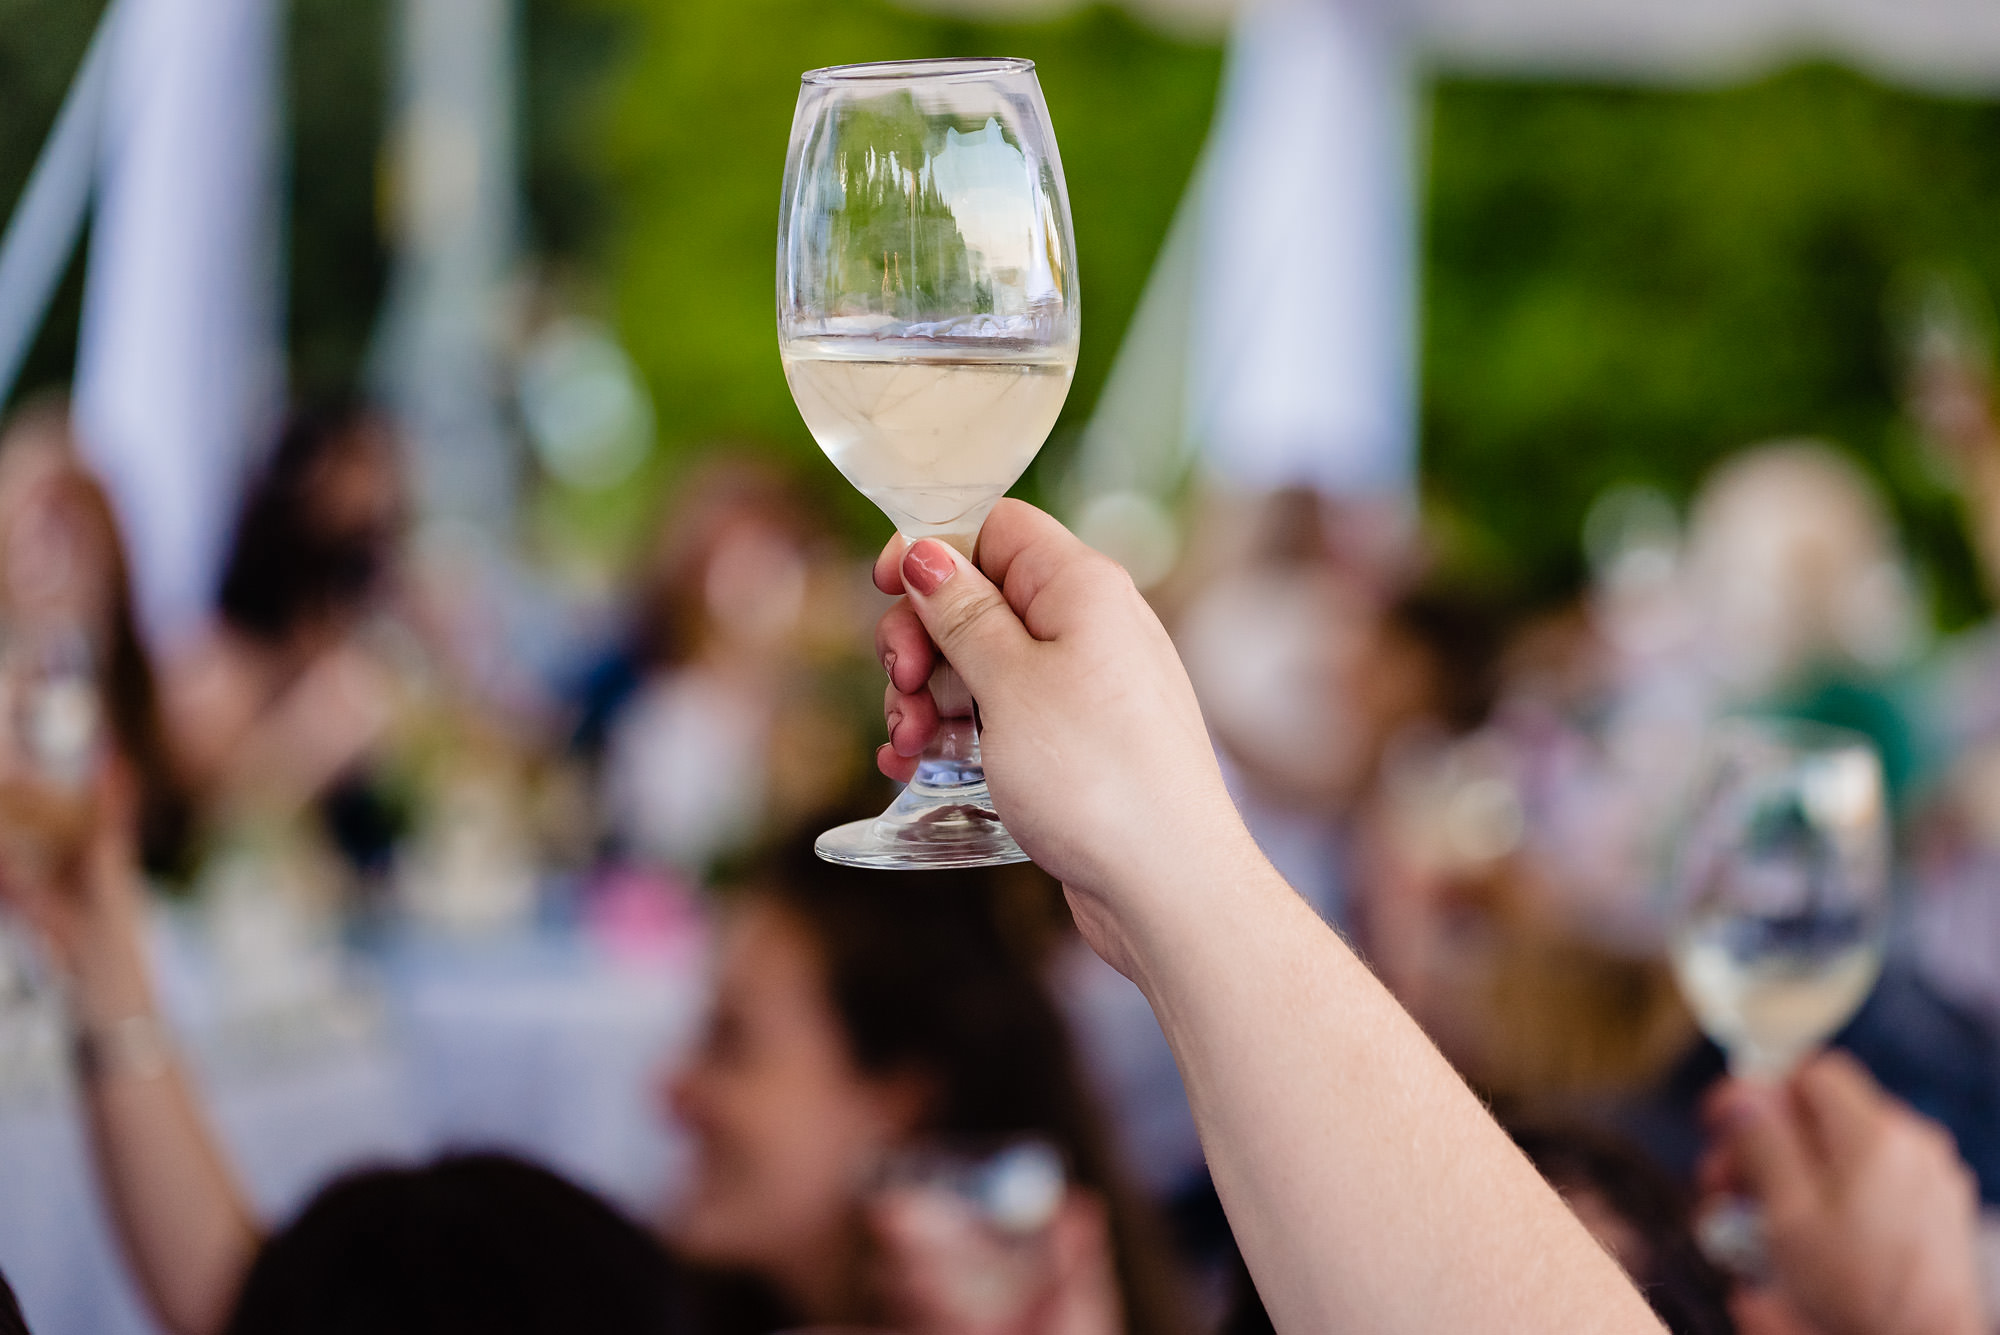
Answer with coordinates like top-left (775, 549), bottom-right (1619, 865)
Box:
top-left (69, 468), bottom-right (194, 877)
top-left (1509, 1121), bottom-right (1734, 1335)
top-left (225, 1153), bottom-right (685, 1335)
top-left (745, 843), bottom-right (1190, 1335)
top-left (217, 401), bottom-right (400, 646)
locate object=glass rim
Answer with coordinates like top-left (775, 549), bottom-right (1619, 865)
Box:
top-left (800, 57), bottom-right (1035, 86)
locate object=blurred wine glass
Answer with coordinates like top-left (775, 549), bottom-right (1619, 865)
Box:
top-left (1665, 716), bottom-right (1890, 1273)
top-left (868, 1136), bottom-right (1071, 1329)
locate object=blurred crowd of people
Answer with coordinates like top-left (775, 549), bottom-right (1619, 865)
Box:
top-left (0, 295), bottom-right (1994, 1334)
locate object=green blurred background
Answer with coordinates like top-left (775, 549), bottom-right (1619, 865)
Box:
top-left (6, 0), bottom-right (2000, 620)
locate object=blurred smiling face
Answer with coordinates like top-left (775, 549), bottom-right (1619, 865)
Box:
top-left (664, 898), bottom-right (922, 1292)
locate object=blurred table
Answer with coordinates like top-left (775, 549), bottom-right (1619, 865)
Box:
top-left (0, 917), bottom-right (705, 1335)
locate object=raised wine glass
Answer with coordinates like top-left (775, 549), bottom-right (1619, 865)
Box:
top-left (1665, 716), bottom-right (1890, 1273)
top-left (777, 58), bottom-right (1079, 868)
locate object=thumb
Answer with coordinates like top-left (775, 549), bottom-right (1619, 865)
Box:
top-left (900, 538), bottom-right (1035, 700)
top-left (1716, 1082), bottom-right (1819, 1220)
top-left (1791, 1050), bottom-right (1889, 1173)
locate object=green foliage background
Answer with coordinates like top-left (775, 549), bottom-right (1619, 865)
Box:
top-left (1423, 66), bottom-right (2000, 620)
top-left (5, 2), bottom-right (2000, 619)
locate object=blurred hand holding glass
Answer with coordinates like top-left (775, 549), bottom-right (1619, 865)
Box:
top-left (0, 453), bottom-right (109, 1053)
top-left (869, 1137), bottom-right (1083, 1332)
top-left (777, 58), bottom-right (1078, 868)
top-left (1666, 718), bottom-right (1889, 1272)
top-left (0, 456), bottom-right (108, 877)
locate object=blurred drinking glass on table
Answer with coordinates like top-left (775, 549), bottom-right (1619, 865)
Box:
top-left (1665, 717), bottom-right (1890, 1275)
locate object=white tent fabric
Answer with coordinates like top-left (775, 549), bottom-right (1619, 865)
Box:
top-left (1188, 0), bottom-right (1417, 499)
top-left (71, 0), bottom-right (284, 648)
top-left (1068, 0), bottom-right (1418, 516)
top-left (922, 0), bottom-right (2000, 90)
top-left (1417, 0), bottom-right (2000, 94)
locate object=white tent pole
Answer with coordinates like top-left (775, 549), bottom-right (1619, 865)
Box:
top-left (73, 0), bottom-right (286, 647)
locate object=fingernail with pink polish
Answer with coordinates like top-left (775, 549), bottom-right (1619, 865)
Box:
top-left (902, 541), bottom-right (955, 596)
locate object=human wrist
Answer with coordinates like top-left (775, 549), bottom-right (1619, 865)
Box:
top-left (64, 877), bottom-right (156, 1022)
top-left (69, 1010), bottom-right (173, 1083)
top-left (1074, 812), bottom-right (1282, 990)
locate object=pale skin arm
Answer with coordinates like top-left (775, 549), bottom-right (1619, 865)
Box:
top-left (872, 501), bottom-right (1663, 1335)
top-left (2, 782), bottom-right (260, 1335)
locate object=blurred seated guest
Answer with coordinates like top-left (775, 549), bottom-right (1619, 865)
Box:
top-left (1679, 441), bottom-right (1921, 794)
top-left (1494, 447), bottom-right (1923, 949)
top-left (1699, 1051), bottom-right (1989, 1335)
top-left (0, 404), bottom-right (192, 878)
top-left (1172, 487), bottom-right (1437, 926)
top-left (1893, 296), bottom-right (2000, 1034)
top-left (577, 459), bottom-right (862, 876)
top-left (163, 401), bottom-right (409, 830)
top-left (664, 844), bottom-right (1186, 1335)
top-left (1352, 725), bottom-right (1694, 1106)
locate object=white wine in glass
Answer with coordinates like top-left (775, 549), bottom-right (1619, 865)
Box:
top-left (777, 58), bottom-right (1079, 868)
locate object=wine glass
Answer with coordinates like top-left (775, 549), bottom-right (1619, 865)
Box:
top-left (1664, 716), bottom-right (1890, 1273)
top-left (778, 58), bottom-right (1079, 869)
top-left (867, 1137), bottom-right (1069, 1328)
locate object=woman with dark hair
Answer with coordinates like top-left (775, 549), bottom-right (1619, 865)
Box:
top-left (665, 844), bottom-right (1186, 1335)
top-left (580, 457), bottom-right (861, 876)
top-left (164, 401), bottom-right (408, 828)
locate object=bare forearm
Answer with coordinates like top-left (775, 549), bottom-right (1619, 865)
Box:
top-left (69, 894), bottom-right (261, 1335)
top-left (1108, 837), bottom-right (1662, 1335)
top-left (80, 1067), bottom-right (262, 1335)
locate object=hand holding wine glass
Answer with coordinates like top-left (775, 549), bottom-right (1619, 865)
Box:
top-left (869, 502), bottom-right (1248, 970)
top-left (1699, 1052), bottom-right (1987, 1335)
top-left (1666, 717), bottom-right (1891, 1275)
top-left (779, 57), bottom-right (1079, 868)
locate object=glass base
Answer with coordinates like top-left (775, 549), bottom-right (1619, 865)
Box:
top-left (815, 774), bottom-right (1030, 870)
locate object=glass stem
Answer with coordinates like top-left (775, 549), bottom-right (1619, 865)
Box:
top-left (910, 661), bottom-right (986, 793)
